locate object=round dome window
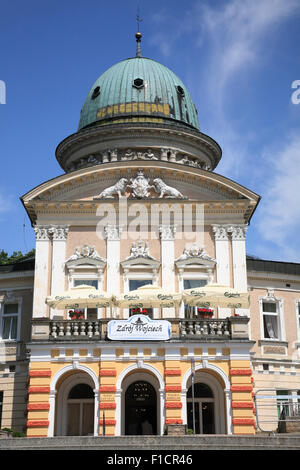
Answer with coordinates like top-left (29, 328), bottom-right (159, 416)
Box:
top-left (91, 86), bottom-right (100, 100)
top-left (176, 85), bottom-right (185, 96)
top-left (133, 78), bottom-right (144, 89)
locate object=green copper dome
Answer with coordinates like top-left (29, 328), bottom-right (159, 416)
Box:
top-left (78, 56), bottom-right (200, 131)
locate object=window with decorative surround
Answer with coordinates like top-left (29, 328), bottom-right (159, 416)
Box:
top-left (183, 278), bottom-right (208, 318)
top-left (73, 279), bottom-right (99, 321)
top-left (129, 279), bottom-right (153, 318)
top-left (260, 290), bottom-right (283, 341)
top-left (65, 244), bottom-right (107, 319)
top-left (121, 241), bottom-right (160, 319)
top-left (175, 243), bottom-right (215, 318)
top-left (262, 301), bottom-right (279, 339)
top-left (0, 299), bottom-right (21, 341)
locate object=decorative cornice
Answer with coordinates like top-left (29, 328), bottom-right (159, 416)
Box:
top-left (55, 121), bottom-right (222, 172)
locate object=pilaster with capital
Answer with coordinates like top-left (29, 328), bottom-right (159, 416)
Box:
top-left (212, 224), bottom-right (231, 319)
top-left (50, 226), bottom-right (69, 318)
top-left (227, 224), bottom-right (249, 316)
top-left (105, 225), bottom-right (123, 316)
top-left (212, 225), bottom-right (230, 285)
top-left (32, 226), bottom-right (53, 318)
top-left (227, 224), bottom-right (248, 291)
top-left (159, 225), bottom-right (176, 318)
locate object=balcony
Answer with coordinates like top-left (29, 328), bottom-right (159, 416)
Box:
top-left (31, 316), bottom-right (250, 342)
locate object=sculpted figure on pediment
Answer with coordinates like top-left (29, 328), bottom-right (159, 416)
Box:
top-left (152, 178), bottom-right (185, 199)
top-left (122, 149), bottom-right (135, 161)
top-left (143, 149), bottom-right (158, 160)
top-left (177, 155), bottom-right (189, 165)
top-left (96, 177), bottom-right (128, 198)
top-left (175, 243), bottom-right (216, 262)
top-left (127, 171), bottom-right (153, 198)
top-left (125, 240), bottom-right (156, 261)
top-left (67, 244), bottom-right (106, 262)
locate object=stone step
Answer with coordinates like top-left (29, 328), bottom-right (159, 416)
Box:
top-left (1, 435), bottom-right (300, 450)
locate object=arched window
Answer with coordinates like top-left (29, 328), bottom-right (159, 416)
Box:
top-left (187, 382), bottom-right (214, 399)
top-left (68, 383), bottom-right (94, 399)
top-left (67, 383), bottom-right (94, 436)
top-left (125, 381), bottom-right (157, 435)
top-left (187, 382), bottom-right (215, 434)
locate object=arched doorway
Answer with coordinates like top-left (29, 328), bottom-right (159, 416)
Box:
top-left (67, 383), bottom-right (94, 436)
top-left (54, 370), bottom-right (98, 436)
top-left (125, 380), bottom-right (157, 435)
top-left (187, 382), bottom-right (215, 434)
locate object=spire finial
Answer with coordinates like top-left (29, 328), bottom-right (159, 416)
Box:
top-left (135, 6), bottom-right (142, 57)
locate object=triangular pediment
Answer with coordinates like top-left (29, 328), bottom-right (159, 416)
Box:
top-left (21, 162), bottom-right (260, 224)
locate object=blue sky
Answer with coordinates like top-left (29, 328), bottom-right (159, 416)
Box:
top-left (0, 0), bottom-right (300, 262)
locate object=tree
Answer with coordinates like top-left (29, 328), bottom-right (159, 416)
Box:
top-left (0, 248), bottom-right (35, 265)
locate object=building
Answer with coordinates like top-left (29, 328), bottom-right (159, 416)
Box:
top-left (1, 32), bottom-right (300, 437)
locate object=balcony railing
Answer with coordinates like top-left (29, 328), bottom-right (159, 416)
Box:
top-left (31, 316), bottom-right (249, 342)
top-left (50, 320), bottom-right (102, 339)
top-left (179, 318), bottom-right (230, 338)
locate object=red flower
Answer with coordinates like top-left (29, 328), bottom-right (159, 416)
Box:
top-left (131, 308), bottom-right (150, 315)
top-left (68, 309), bottom-right (85, 320)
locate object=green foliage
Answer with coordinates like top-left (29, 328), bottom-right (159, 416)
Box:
top-left (1, 427), bottom-right (26, 437)
top-left (0, 248), bottom-right (35, 265)
top-left (187, 428), bottom-right (194, 434)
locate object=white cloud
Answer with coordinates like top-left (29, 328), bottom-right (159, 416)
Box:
top-left (149, 1), bottom-right (300, 262)
top-left (199, 0), bottom-right (300, 91)
top-left (150, 0), bottom-right (300, 180)
top-left (255, 133), bottom-right (300, 261)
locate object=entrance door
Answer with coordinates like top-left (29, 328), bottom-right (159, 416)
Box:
top-left (187, 383), bottom-right (215, 434)
top-left (125, 381), bottom-right (157, 435)
top-left (67, 383), bottom-right (94, 436)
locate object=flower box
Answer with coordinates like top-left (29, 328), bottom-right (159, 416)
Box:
top-left (131, 308), bottom-right (150, 315)
top-left (68, 310), bottom-right (85, 320)
top-left (197, 308), bottom-right (214, 319)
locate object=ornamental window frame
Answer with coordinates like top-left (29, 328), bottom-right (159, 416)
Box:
top-left (121, 255), bottom-right (160, 319)
top-left (175, 255), bottom-right (215, 318)
top-left (259, 290), bottom-right (285, 342)
top-left (66, 252), bottom-right (107, 320)
top-left (0, 294), bottom-right (22, 342)
top-left (295, 299), bottom-right (300, 345)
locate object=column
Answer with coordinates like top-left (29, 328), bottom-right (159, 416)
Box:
top-left (32, 226), bottom-right (52, 318)
top-left (159, 225), bottom-right (176, 318)
top-left (104, 225), bottom-right (122, 318)
top-left (227, 224), bottom-right (249, 316)
top-left (212, 225), bottom-right (231, 319)
top-left (50, 226), bottom-right (69, 319)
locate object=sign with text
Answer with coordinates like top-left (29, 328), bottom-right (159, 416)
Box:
top-left (107, 315), bottom-right (171, 341)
